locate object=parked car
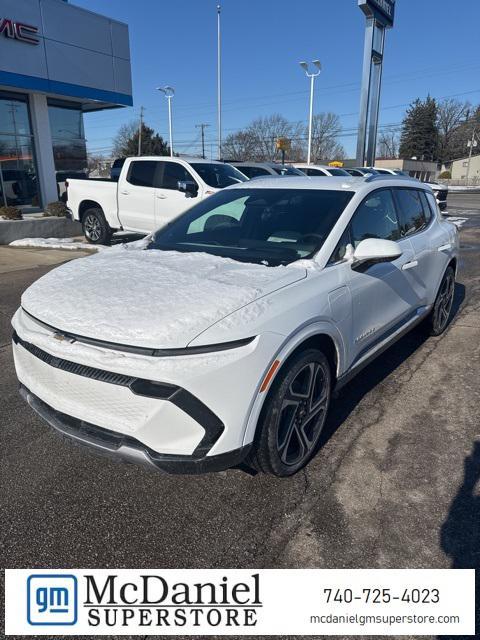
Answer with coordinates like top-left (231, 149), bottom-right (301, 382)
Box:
top-left (369, 168), bottom-right (449, 211)
top-left (0, 169), bottom-right (37, 205)
top-left (293, 164), bottom-right (350, 177)
top-left (66, 156), bottom-right (247, 243)
top-left (13, 174), bottom-right (458, 476)
top-left (230, 161), bottom-right (305, 178)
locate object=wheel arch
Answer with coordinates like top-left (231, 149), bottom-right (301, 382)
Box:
top-left (78, 200), bottom-right (103, 222)
top-left (242, 325), bottom-right (344, 448)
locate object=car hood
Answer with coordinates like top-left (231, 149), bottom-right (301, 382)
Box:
top-left (21, 246), bottom-right (306, 349)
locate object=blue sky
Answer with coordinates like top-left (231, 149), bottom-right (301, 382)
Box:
top-left (77, 0), bottom-right (480, 159)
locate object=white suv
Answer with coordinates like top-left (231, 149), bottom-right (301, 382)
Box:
top-left (13, 175), bottom-right (459, 476)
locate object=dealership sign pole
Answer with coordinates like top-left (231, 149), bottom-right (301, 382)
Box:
top-left (356, 0), bottom-right (395, 167)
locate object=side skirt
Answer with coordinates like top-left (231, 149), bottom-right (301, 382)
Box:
top-left (334, 306), bottom-right (430, 392)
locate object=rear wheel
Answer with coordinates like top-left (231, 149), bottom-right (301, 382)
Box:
top-left (82, 208), bottom-right (112, 245)
top-left (424, 266), bottom-right (455, 336)
top-left (249, 348), bottom-right (331, 476)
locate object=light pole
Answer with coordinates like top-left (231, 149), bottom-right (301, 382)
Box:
top-left (299, 60), bottom-right (321, 164)
top-left (157, 86), bottom-right (175, 156)
top-left (217, 3), bottom-right (222, 160)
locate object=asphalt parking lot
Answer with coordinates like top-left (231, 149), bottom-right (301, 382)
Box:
top-left (1, 193), bottom-right (479, 639)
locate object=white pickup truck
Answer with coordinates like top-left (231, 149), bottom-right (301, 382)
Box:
top-left (66, 156), bottom-right (247, 244)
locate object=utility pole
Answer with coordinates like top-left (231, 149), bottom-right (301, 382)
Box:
top-left (466, 127), bottom-right (478, 183)
top-left (138, 106), bottom-right (144, 156)
top-left (217, 3), bottom-right (222, 160)
top-left (195, 123), bottom-right (210, 158)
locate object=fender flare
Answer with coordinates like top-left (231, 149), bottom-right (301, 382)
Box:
top-left (241, 320), bottom-right (345, 448)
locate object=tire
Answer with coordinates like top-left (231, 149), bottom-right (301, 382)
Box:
top-left (82, 207), bottom-right (112, 245)
top-left (423, 265), bottom-right (455, 336)
top-left (248, 348), bottom-right (332, 476)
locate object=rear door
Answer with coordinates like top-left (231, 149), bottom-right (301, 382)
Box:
top-left (154, 161), bottom-right (201, 227)
top-left (392, 188), bottom-right (442, 305)
top-left (117, 160), bottom-right (159, 232)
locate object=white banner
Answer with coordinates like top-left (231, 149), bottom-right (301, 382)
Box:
top-left (4, 568), bottom-right (475, 636)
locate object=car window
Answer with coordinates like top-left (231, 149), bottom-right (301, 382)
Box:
top-left (424, 191), bottom-right (440, 218)
top-left (328, 168), bottom-right (349, 176)
top-left (150, 188), bottom-right (354, 266)
top-left (351, 189), bottom-right (400, 247)
top-left (346, 169), bottom-right (362, 176)
top-left (394, 188), bottom-right (428, 236)
top-left (328, 227), bottom-right (352, 264)
top-left (190, 163), bottom-right (246, 188)
top-left (418, 191), bottom-right (434, 223)
top-left (304, 168), bottom-right (326, 176)
top-left (273, 166), bottom-right (304, 176)
top-left (160, 162), bottom-right (195, 190)
top-left (126, 161), bottom-right (159, 188)
top-left (238, 166), bottom-right (269, 178)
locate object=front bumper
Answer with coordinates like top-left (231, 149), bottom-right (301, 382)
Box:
top-left (12, 307), bottom-right (282, 466)
top-left (19, 384), bottom-right (250, 474)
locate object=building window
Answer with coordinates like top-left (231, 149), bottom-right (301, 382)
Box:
top-left (0, 91), bottom-right (41, 212)
top-left (48, 100), bottom-right (88, 199)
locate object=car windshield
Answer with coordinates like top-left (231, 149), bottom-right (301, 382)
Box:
top-left (272, 166), bottom-right (305, 176)
top-left (149, 188), bottom-right (354, 266)
top-left (328, 168), bottom-right (350, 176)
top-left (190, 163), bottom-right (247, 188)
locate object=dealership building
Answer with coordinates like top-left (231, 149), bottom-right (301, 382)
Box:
top-left (0, 0), bottom-right (132, 211)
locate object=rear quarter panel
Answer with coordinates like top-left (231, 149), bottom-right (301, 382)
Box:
top-left (67, 179), bottom-right (120, 228)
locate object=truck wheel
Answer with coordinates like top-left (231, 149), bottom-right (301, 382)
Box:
top-left (248, 348), bottom-right (331, 476)
top-left (82, 208), bottom-right (112, 245)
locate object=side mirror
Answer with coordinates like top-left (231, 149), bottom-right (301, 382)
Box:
top-left (352, 238), bottom-right (402, 270)
top-left (177, 180), bottom-right (198, 197)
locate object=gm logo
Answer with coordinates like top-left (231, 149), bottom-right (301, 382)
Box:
top-left (27, 574), bottom-right (78, 625)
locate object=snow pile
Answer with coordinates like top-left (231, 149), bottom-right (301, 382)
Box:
top-left (10, 237), bottom-right (108, 251)
top-left (21, 248), bottom-right (306, 349)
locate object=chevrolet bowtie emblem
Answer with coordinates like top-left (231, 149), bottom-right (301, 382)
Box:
top-left (53, 332), bottom-right (75, 343)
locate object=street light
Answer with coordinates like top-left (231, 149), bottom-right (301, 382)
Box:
top-left (157, 85), bottom-right (175, 156)
top-left (299, 59), bottom-right (321, 164)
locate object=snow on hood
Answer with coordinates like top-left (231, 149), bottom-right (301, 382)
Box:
top-left (21, 247), bottom-right (306, 349)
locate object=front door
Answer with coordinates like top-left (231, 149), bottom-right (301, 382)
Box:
top-left (154, 161), bottom-right (201, 228)
top-left (346, 188), bottom-right (422, 362)
top-left (117, 159), bottom-right (159, 232)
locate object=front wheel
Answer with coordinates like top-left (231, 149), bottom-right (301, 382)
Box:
top-left (82, 208), bottom-right (112, 245)
top-left (249, 348), bottom-right (332, 476)
top-left (424, 266), bottom-right (455, 336)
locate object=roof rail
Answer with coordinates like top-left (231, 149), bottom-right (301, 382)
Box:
top-left (365, 173), bottom-right (418, 183)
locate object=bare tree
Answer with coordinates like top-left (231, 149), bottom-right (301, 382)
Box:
top-left (222, 130), bottom-right (258, 161)
top-left (247, 114), bottom-right (303, 161)
top-left (377, 130), bottom-right (400, 159)
top-left (437, 98), bottom-right (470, 163)
top-left (112, 121), bottom-right (138, 157)
top-left (307, 113), bottom-right (345, 163)
top-left (223, 112), bottom-right (345, 163)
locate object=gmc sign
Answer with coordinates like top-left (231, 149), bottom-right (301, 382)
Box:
top-left (0, 18), bottom-right (39, 45)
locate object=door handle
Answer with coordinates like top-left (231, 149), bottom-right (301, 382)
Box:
top-left (401, 260), bottom-right (418, 270)
top-left (120, 190), bottom-right (129, 195)
top-left (437, 243), bottom-right (452, 252)
top-left (156, 194), bottom-right (167, 199)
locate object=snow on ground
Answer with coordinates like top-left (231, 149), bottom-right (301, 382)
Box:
top-left (445, 185), bottom-right (480, 192)
top-left (21, 247), bottom-right (306, 349)
top-left (9, 237), bottom-right (108, 251)
top-left (444, 216), bottom-right (468, 228)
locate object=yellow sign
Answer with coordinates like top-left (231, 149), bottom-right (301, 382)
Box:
top-left (328, 161), bottom-right (344, 167)
top-left (276, 137), bottom-right (291, 151)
